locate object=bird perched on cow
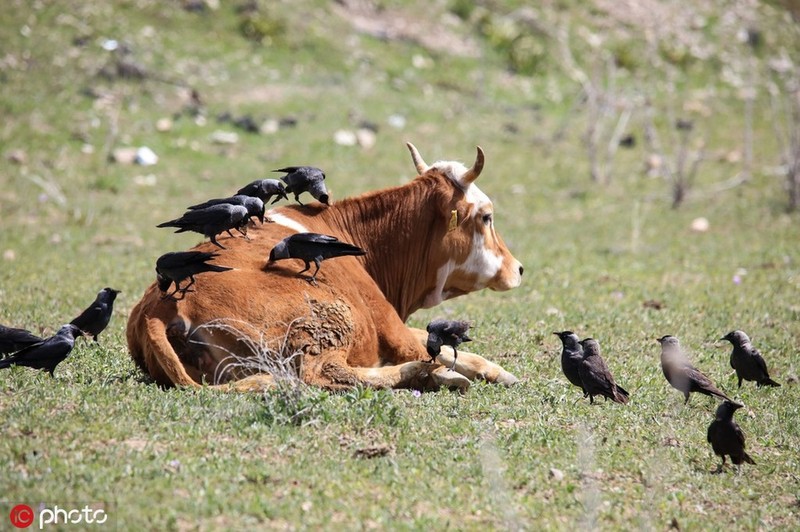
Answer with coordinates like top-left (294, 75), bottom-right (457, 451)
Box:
top-left (237, 178), bottom-right (288, 205)
top-left (0, 324), bottom-right (43, 355)
top-left (554, 331), bottom-right (587, 398)
top-left (0, 324), bottom-right (83, 376)
top-left (70, 287), bottom-right (121, 342)
top-left (657, 335), bottom-right (734, 404)
top-left (426, 319), bottom-right (472, 370)
top-left (157, 203), bottom-right (249, 249)
top-left (187, 194), bottom-right (265, 224)
top-left (707, 400), bottom-right (755, 473)
top-left (267, 232), bottom-right (365, 286)
top-left (578, 338), bottom-right (629, 404)
top-left (156, 251), bottom-right (233, 300)
top-left (720, 330), bottom-right (780, 388)
top-left (273, 166), bottom-right (329, 205)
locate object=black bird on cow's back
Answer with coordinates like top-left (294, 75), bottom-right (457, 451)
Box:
top-left (0, 324), bottom-right (83, 376)
top-left (426, 319), bottom-right (472, 370)
top-left (156, 251), bottom-right (233, 300)
top-left (707, 400), bottom-right (755, 473)
top-left (267, 232), bottom-right (365, 286)
top-left (273, 166), bottom-right (329, 205)
top-left (577, 338), bottom-right (629, 404)
top-left (157, 203), bottom-right (249, 249)
top-left (70, 287), bottom-right (121, 342)
top-left (554, 331), bottom-right (587, 398)
top-left (237, 178), bottom-right (288, 205)
top-left (0, 324), bottom-right (43, 355)
top-left (720, 330), bottom-right (780, 388)
top-left (657, 335), bottom-right (734, 404)
top-left (187, 194), bottom-right (265, 224)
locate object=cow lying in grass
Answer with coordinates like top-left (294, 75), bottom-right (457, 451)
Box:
top-left (127, 143), bottom-right (523, 392)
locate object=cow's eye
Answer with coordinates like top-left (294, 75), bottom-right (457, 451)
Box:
top-left (482, 213), bottom-right (492, 225)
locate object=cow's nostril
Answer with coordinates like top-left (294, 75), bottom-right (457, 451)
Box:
top-left (519, 265), bottom-right (524, 276)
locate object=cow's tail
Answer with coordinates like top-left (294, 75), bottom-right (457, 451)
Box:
top-left (127, 294), bottom-right (200, 388)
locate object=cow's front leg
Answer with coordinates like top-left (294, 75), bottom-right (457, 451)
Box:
top-left (345, 362), bottom-right (470, 392)
top-left (408, 327), bottom-right (519, 386)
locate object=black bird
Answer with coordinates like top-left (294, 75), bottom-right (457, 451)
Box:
top-left (657, 335), bottom-right (734, 404)
top-left (273, 166), bottom-right (329, 205)
top-left (188, 195), bottom-right (265, 224)
top-left (157, 203), bottom-right (249, 249)
top-left (70, 287), bottom-right (121, 342)
top-left (0, 324), bottom-right (83, 376)
top-left (237, 178), bottom-right (288, 205)
top-left (707, 400), bottom-right (756, 473)
top-left (267, 232), bottom-right (365, 286)
top-left (156, 251), bottom-right (233, 299)
top-left (720, 330), bottom-right (780, 388)
top-left (578, 338), bottom-right (629, 404)
top-left (0, 325), bottom-right (43, 355)
top-left (554, 331), bottom-right (586, 397)
top-left (426, 319), bottom-right (472, 370)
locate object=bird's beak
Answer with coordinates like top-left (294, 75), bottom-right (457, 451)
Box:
top-left (718, 336), bottom-right (726, 342)
top-left (552, 332), bottom-right (560, 336)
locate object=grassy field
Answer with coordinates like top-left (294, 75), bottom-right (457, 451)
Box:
top-left (1, 0), bottom-right (799, 529)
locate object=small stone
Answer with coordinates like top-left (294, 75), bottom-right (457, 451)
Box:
top-left (259, 119), bottom-right (279, 135)
top-left (135, 146), bottom-right (158, 166)
top-left (690, 217), bottom-right (709, 233)
top-left (333, 129), bottom-right (357, 146)
top-left (387, 114), bottom-right (406, 129)
top-left (3, 249), bottom-right (16, 261)
top-left (133, 174), bottom-right (157, 187)
top-left (7, 149), bottom-right (27, 164)
top-left (156, 118), bottom-right (173, 132)
top-left (549, 468), bottom-right (564, 481)
top-left (110, 147), bottom-right (137, 164)
top-left (81, 144), bottom-right (95, 154)
top-left (210, 130), bottom-right (238, 144)
top-left (356, 128), bottom-right (376, 150)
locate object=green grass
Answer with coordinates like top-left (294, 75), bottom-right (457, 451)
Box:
top-left (2, 0), bottom-right (800, 529)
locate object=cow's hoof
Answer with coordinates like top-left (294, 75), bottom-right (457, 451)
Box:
top-left (495, 369), bottom-right (519, 386)
top-left (432, 366), bottom-right (470, 393)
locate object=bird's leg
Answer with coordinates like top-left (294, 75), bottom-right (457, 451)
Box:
top-left (683, 393), bottom-right (690, 405)
top-left (210, 235), bottom-right (226, 249)
top-left (449, 347), bottom-right (458, 371)
top-left (295, 194), bottom-right (304, 206)
top-left (183, 275), bottom-right (197, 293)
top-left (161, 281), bottom-right (182, 300)
top-left (237, 223), bottom-right (251, 240)
top-left (306, 259), bottom-right (322, 287)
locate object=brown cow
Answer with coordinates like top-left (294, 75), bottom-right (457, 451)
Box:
top-left (127, 143), bottom-right (523, 392)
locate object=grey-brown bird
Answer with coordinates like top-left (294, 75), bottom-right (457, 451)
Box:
top-left (237, 178), bottom-right (288, 205)
top-left (273, 166), bottom-right (329, 205)
top-left (707, 400), bottom-right (755, 472)
top-left (658, 335), bottom-right (733, 404)
top-left (553, 331), bottom-right (586, 397)
top-left (0, 324), bottom-right (83, 376)
top-left (0, 325), bottom-right (43, 355)
top-left (157, 203), bottom-right (249, 249)
top-left (426, 319), bottom-right (472, 370)
top-left (578, 338), bottom-right (629, 404)
top-left (720, 330), bottom-right (780, 388)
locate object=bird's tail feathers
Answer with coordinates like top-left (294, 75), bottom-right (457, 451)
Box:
top-left (743, 452), bottom-right (756, 465)
top-left (613, 386), bottom-right (630, 404)
top-left (759, 378), bottom-right (781, 387)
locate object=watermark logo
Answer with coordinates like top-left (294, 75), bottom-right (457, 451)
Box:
top-left (9, 505), bottom-right (34, 528)
top-left (6, 503), bottom-right (110, 529)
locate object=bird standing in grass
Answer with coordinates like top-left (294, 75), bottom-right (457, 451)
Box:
top-left (0, 324), bottom-right (83, 376)
top-left (237, 178), bottom-right (288, 205)
top-left (426, 319), bottom-right (472, 370)
top-left (70, 287), bottom-right (121, 343)
top-left (707, 400), bottom-right (755, 473)
top-left (578, 338), bottom-right (629, 404)
top-left (267, 232), bottom-right (365, 286)
top-left (157, 203), bottom-right (249, 249)
top-left (554, 331), bottom-right (587, 398)
top-left (0, 325), bottom-right (43, 355)
top-left (720, 330), bottom-right (780, 388)
top-left (156, 251), bottom-right (233, 300)
top-left (658, 335), bottom-right (733, 404)
top-left (273, 166), bottom-right (329, 205)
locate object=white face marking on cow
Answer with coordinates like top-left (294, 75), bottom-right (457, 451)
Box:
top-left (267, 211), bottom-right (309, 233)
top-left (455, 231), bottom-right (504, 284)
top-left (430, 160), bottom-right (492, 216)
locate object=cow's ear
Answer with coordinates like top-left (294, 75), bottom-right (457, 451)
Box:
top-left (460, 146), bottom-right (484, 186)
top-left (446, 205), bottom-right (470, 232)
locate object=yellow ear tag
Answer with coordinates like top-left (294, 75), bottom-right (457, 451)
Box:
top-left (448, 210), bottom-right (458, 232)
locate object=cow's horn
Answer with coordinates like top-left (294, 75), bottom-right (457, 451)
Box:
top-left (406, 142), bottom-right (428, 175)
top-left (461, 146), bottom-right (485, 185)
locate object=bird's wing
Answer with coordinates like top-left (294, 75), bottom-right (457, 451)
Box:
top-left (188, 197), bottom-right (225, 210)
top-left (3, 336), bottom-right (65, 363)
top-left (733, 423), bottom-right (747, 447)
top-left (157, 252), bottom-right (218, 270)
top-left (273, 166), bottom-right (300, 174)
top-left (707, 420), bottom-right (717, 443)
top-left (179, 205), bottom-right (236, 225)
top-left (752, 349), bottom-right (770, 376)
top-left (290, 233), bottom-right (340, 244)
top-left (70, 303), bottom-right (102, 328)
top-left (684, 364), bottom-right (713, 387)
